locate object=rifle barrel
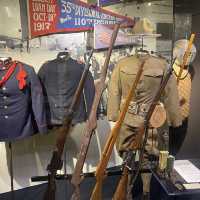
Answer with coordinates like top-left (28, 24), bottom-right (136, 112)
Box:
top-left (91, 60), bottom-right (145, 199)
top-left (43, 49), bottom-right (94, 200)
top-left (128, 59), bottom-right (177, 197)
top-left (70, 23), bottom-right (120, 200)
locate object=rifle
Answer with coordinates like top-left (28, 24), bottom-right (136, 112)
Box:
top-left (126, 58), bottom-right (178, 198)
top-left (114, 35), bottom-right (197, 200)
top-left (112, 126), bottom-right (145, 200)
top-left (90, 60), bottom-right (146, 200)
top-left (70, 23), bottom-right (120, 200)
top-left (113, 61), bottom-right (175, 199)
top-left (43, 49), bottom-right (94, 200)
top-left (112, 150), bottom-right (136, 200)
top-left (176, 33), bottom-right (195, 84)
top-left (128, 35), bottom-right (197, 198)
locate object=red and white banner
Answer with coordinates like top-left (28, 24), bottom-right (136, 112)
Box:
top-left (28, 0), bottom-right (135, 38)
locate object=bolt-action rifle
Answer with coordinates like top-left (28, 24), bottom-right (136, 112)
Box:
top-left (112, 147), bottom-right (138, 200)
top-left (43, 49), bottom-right (94, 200)
top-left (90, 60), bottom-right (146, 200)
top-left (70, 23), bottom-right (120, 200)
top-left (112, 141), bottom-right (139, 200)
top-left (126, 59), bottom-right (177, 198)
top-left (112, 62), bottom-right (175, 199)
top-left (113, 34), bottom-right (196, 200)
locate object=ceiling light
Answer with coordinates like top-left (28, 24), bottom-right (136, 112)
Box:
top-left (148, 2), bottom-right (152, 6)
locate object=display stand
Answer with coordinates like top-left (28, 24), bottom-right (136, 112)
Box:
top-left (9, 142), bottom-right (15, 200)
top-left (150, 159), bottom-right (200, 200)
top-left (63, 144), bottom-right (67, 175)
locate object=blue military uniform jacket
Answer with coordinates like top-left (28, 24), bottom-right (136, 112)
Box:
top-left (0, 62), bottom-right (47, 141)
top-left (38, 56), bottom-right (95, 125)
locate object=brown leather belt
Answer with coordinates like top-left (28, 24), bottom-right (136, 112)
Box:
top-left (128, 101), bottom-right (149, 117)
top-left (127, 101), bottom-right (167, 128)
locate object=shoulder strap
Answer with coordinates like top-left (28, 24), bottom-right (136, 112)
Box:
top-left (0, 61), bottom-right (17, 87)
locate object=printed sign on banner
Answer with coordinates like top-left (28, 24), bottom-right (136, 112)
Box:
top-left (28, 0), bottom-right (134, 38)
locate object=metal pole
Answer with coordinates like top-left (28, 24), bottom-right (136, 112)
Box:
top-left (9, 142), bottom-right (14, 200)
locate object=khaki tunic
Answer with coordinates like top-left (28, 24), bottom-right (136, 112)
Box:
top-left (107, 55), bottom-right (182, 154)
top-left (173, 63), bottom-right (192, 120)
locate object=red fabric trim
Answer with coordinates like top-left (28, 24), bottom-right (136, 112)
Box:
top-left (0, 62), bottom-right (17, 87)
top-left (16, 63), bottom-right (27, 90)
top-left (0, 61), bottom-right (27, 90)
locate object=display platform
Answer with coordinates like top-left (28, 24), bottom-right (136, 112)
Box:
top-left (150, 159), bottom-right (200, 200)
top-left (0, 174), bottom-right (121, 200)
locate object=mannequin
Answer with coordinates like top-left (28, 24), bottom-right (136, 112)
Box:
top-left (56, 51), bottom-right (70, 60)
top-left (107, 52), bottom-right (182, 200)
top-left (169, 39), bottom-right (196, 156)
top-left (0, 58), bottom-right (47, 141)
top-left (38, 51), bottom-right (95, 126)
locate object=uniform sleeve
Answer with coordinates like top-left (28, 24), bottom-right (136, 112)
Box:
top-left (38, 64), bottom-right (48, 96)
top-left (29, 67), bottom-right (48, 133)
top-left (38, 64), bottom-right (46, 85)
top-left (83, 70), bottom-right (95, 117)
top-left (107, 63), bottom-right (121, 122)
top-left (163, 73), bottom-right (182, 127)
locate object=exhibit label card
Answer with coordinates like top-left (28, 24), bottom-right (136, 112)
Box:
top-left (174, 160), bottom-right (200, 183)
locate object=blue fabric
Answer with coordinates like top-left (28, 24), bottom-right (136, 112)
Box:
top-left (38, 57), bottom-right (95, 125)
top-left (150, 168), bottom-right (200, 200)
top-left (0, 62), bottom-right (47, 141)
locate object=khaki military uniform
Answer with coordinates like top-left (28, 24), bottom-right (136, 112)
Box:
top-left (107, 55), bottom-right (182, 155)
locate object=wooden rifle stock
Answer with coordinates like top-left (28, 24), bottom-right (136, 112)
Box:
top-left (127, 59), bottom-right (178, 198)
top-left (113, 167), bottom-right (129, 200)
top-left (177, 33), bottom-right (195, 84)
top-left (112, 124), bottom-right (144, 200)
top-left (90, 61), bottom-right (145, 200)
top-left (43, 49), bottom-right (94, 200)
top-left (70, 23), bottom-right (120, 200)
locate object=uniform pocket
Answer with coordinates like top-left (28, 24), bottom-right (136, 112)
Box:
top-left (143, 68), bottom-right (164, 77)
top-left (123, 112), bottom-right (143, 127)
top-left (120, 70), bottom-right (137, 90)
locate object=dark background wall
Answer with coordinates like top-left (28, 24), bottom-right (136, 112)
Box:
top-left (174, 0), bottom-right (200, 158)
top-left (178, 13), bottom-right (200, 159)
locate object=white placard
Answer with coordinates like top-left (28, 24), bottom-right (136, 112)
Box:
top-left (174, 160), bottom-right (200, 183)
